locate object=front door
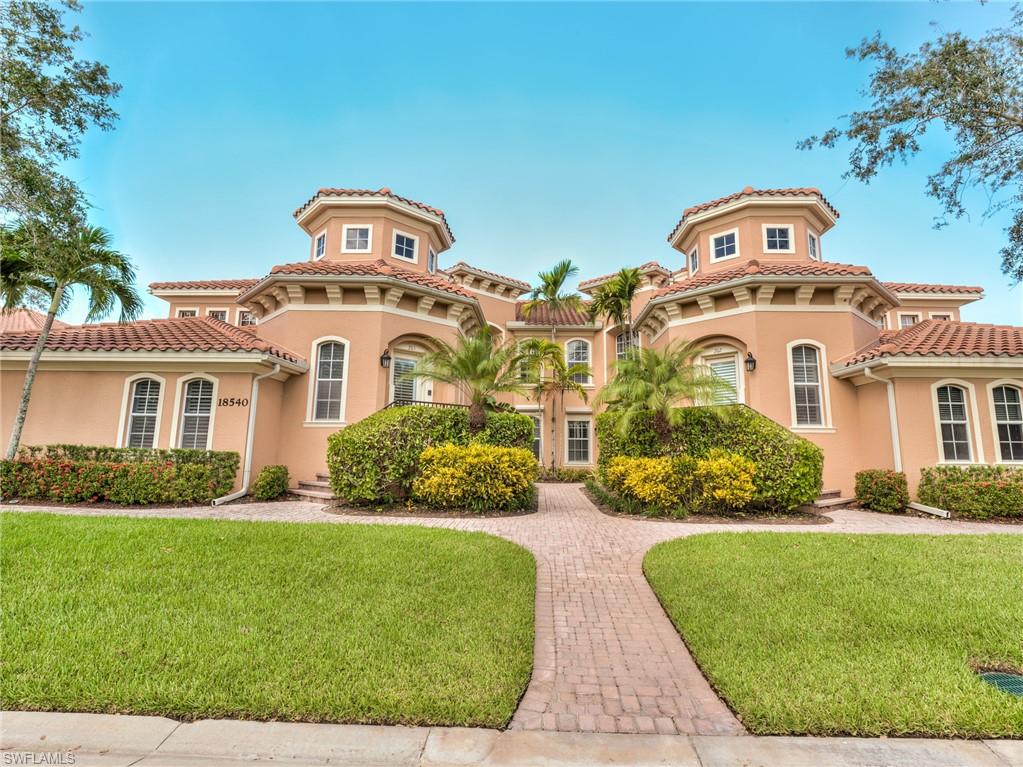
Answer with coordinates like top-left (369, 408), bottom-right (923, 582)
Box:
top-left (391, 357), bottom-right (433, 404)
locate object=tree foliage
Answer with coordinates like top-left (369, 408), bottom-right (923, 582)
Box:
top-left (587, 267), bottom-right (641, 335)
top-left (800, 7), bottom-right (1023, 280)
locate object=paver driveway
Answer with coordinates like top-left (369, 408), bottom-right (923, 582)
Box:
top-left (4, 484), bottom-right (1019, 736)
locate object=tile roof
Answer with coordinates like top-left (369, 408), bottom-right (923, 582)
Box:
top-left (445, 261), bottom-right (531, 289)
top-left (652, 259), bottom-right (875, 299)
top-left (149, 279), bottom-right (259, 292)
top-left (0, 316), bottom-right (305, 365)
top-left (515, 303), bottom-right (593, 326)
top-left (266, 259), bottom-right (475, 299)
top-left (578, 262), bottom-right (671, 290)
top-left (880, 282), bottom-right (985, 295)
top-left (292, 187), bottom-right (454, 242)
top-left (839, 320), bottom-right (1023, 366)
top-left (0, 309), bottom-right (68, 334)
top-left (669, 187), bottom-right (839, 242)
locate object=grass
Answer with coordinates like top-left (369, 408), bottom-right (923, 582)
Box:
top-left (644, 533), bottom-right (1023, 737)
top-left (0, 512), bottom-right (535, 727)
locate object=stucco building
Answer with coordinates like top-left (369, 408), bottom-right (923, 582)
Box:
top-left (2, 186), bottom-right (1021, 500)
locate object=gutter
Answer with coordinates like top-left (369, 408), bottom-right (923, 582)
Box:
top-left (213, 363), bottom-right (281, 505)
top-left (864, 366), bottom-right (903, 472)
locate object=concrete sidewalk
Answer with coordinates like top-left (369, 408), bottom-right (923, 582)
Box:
top-left (2, 712), bottom-right (1020, 767)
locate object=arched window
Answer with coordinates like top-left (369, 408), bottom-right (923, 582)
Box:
top-left (566, 340), bottom-right (591, 385)
top-left (179, 378), bottom-right (214, 449)
top-left (126, 378), bottom-right (161, 448)
top-left (790, 345), bottom-right (822, 426)
top-left (992, 385), bottom-right (1023, 461)
top-left (615, 330), bottom-right (639, 360)
top-left (936, 385), bottom-right (971, 461)
top-left (314, 341), bottom-right (347, 420)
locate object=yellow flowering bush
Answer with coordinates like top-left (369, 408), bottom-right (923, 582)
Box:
top-left (413, 443), bottom-right (538, 513)
top-left (603, 456), bottom-right (693, 510)
top-left (695, 448), bottom-right (756, 511)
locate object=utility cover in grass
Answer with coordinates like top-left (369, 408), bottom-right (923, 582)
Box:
top-left (644, 533), bottom-right (1023, 738)
top-left (0, 512), bottom-right (535, 728)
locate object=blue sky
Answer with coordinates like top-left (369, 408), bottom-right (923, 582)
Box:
top-left (66, 1), bottom-right (1021, 324)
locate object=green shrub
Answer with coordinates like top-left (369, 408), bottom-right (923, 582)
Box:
top-left (537, 466), bottom-right (593, 483)
top-left (604, 456), bottom-right (689, 510)
top-left (596, 406), bottom-right (822, 512)
top-left (855, 469), bottom-right (909, 514)
top-left (251, 465), bottom-right (291, 501)
top-left (412, 444), bottom-right (538, 513)
top-left (326, 406), bottom-right (533, 504)
top-left (694, 449), bottom-right (757, 512)
top-left (918, 465), bottom-right (1023, 519)
top-left (16, 444), bottom-right (239, 497)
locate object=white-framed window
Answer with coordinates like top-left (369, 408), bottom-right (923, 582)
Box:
top-left (314, 231), bottom-right (327, 260)
top-left (930, 313), bottom-right (951, 321)
top-left (763, 224), bottom-right (794, 253)
top-left (238, 310), bottom-right (257, 326)
top-left (313, 340), bottom-right (347, 421)
top-left (207, 309), bottom-right (228, 322)
top-left (428, 248), bottom-right (437, 273)
top-left (710, 228), bottom-right (739, 261)
top-left (176, 308), bottom-right (197, 318)
top-left (991, 384), bottom-right (1023, 462)
top-left (342, 225), bottom-right (372, 253)
top-left (898, 313), bottom-right (920, 328)
top-left (566, 418), bottom-right (592, 464)
top-left (689, 247), bottom-right (699, 275)
top-left (935, 384), bottom-right (972, 462)
top-left (125, 377), bottom-right (162, 448)
top-left (178, 378), bottom-right (215, 450)
top-left (807, 232), bottom-right (820, 261)
top-left (393, 230), bottom-right (418, 262)
top-left (531, 415), bottom-right (543, 461)
top-left (566, 339), bottom-right (591, 385)
top-left (790, 344), bottom-right (823, 426)
top-left (705, 351), bottom-right (741, 405)
top-left (615, 329), bottom-right (639, 360)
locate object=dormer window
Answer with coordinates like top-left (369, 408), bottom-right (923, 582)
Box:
top-left (314, 232), bottom-right (326, 260)
top-left (808, 232), bottom-right (820, 261)
top-left (711, 229), bottom-right (739, 261)
top-left (393, 230), bottom-right (418, 262)
top-left (763, 225), bottom-right (794, 253)
top-left (899, 313), bottom-right (920, 328)
top-left (343, 225), bottom-right (372, 253)
top-left (689, 247), bottom-right (699, 275)
top-left (428, 248), bottom-right (437, 273)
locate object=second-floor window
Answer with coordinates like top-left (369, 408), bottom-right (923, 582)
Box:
top-left (764, 226), bottom-right (792, 252)
top-left (711, 230), bottom-right (738, 261)
top-left (428, 248), bottom-right (437, 273)
top-left (177, 309), bottom-right (197, 318)
top-left (900, 314), bottom-right (920, 328)
top-left (314, 233), bottom-right (326, 259)
top-left (238, 311), bottom-right (257, 326)
top-left (808, 232), bottom-right (820, 261)
top-left (616, 330), bottom-right (639, 360)
top-left (689, 247), bottom-right (699, 275)
top-left (207, 310), bottom-right (227, 322)
top-left (567, 340), bottom-right (591, 385)
top-left (343, 226), bottom-right (371, 253)
top-left (393, 231), bottom-right (417, 262)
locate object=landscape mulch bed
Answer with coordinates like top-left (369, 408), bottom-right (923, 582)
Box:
top-left (324, 502), bottom-right (536, 519)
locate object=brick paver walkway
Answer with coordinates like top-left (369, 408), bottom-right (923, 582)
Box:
top-left (4, 486), bottom-right (1019, 736)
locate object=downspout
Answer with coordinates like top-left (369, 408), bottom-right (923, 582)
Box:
top-left (213, 363), bottom-right (281, 505)
top-left (864, 366), bottom-right (902, 472)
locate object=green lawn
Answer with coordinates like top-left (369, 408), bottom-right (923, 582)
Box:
top-left (0, 512), bottom-right (535, 727)
top-left (644, 533), bottom-right (1023, 737)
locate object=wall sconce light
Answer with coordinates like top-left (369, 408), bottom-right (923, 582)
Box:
top-left (744, 352), bottom-right (757, 373)
top-left (380, 350), bottom-right (392, 369)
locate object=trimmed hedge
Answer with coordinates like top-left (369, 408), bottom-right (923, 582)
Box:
top-left (855, 469), bottom-right (909, 514)
top-left (413, 444), bottom-right (538, 513)
top-left (251, 465), bottom-right (290, 501)
top-left (596, 406), bottom-right (822, 511)
top-left (918, 465), bottom-right (1023, 519)
top-left (1, 458), bottom-right (221, 504)
top-left (538, 467), bottom-right (593, 483)
top-left (327, 406), bottom-right (534, 504)
top-left (16, 444), bottom-right (239, 497)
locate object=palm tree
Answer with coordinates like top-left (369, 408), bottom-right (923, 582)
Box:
top-left (408, 327), bottom-right (527, 433)
top-left (595, 340), bottom-right (732, 444)
top-left (520, 259), bottom-right (584, 344)
top-left (519, 337), bottom-right (590, 468)
top-left (587, 267), bottom-right (641, 337)
top-left (2, 224), bottom-right (143, 459)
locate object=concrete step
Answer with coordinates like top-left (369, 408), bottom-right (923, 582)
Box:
top-left (291, 486), bottom-right (336, 500)
top-left (298, 479), bottom-right (331, 490)
top-left (818, 488), bottom-right (842, 499)
top-left (316, 472), bottom-right (330, 483)
top-left (813, 496), bottom-right (856, 510)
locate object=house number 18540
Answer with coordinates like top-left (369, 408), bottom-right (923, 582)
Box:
top-left (217, 397), bottom-right (250, 407)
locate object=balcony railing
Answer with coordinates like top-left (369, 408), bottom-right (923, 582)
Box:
top-left (383, 399), bottom-right (469, 410)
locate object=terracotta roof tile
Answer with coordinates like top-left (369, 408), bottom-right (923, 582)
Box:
top-left (652, 259), bottom-right (874, 299)
top-left (0, 316), bottom-right (305, 365)
top-left (881, 282), bottom-right (984, 295)
top-left (578, 262), bottom-right (671, 290)
top-left (445, 261), bottom-right (531, 289)
top-left (0, 309), bottom-right (68, 334)
top-left (292, 187), bottom-right (454, 243)
top-left (669, 187), bottom-right (839, 242)
top-left (149, 279), bottom-right (259, 292)
top-left (515, 303), bottom-right (592, 326)
top-left (840, 320), bottom-right (1023, 366)
top-left (267, 259), bottom-right (475, 299)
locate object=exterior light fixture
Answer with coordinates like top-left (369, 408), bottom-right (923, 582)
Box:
top-left (380, 350), bottom-right (392, 369)
top-left (744, 352), bottom-right (757, 373)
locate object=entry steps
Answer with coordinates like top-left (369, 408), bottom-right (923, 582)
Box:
top-left (291, 473), bottom-right (337, 501)
top-left (813, 488), bottom-right (855, 510)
